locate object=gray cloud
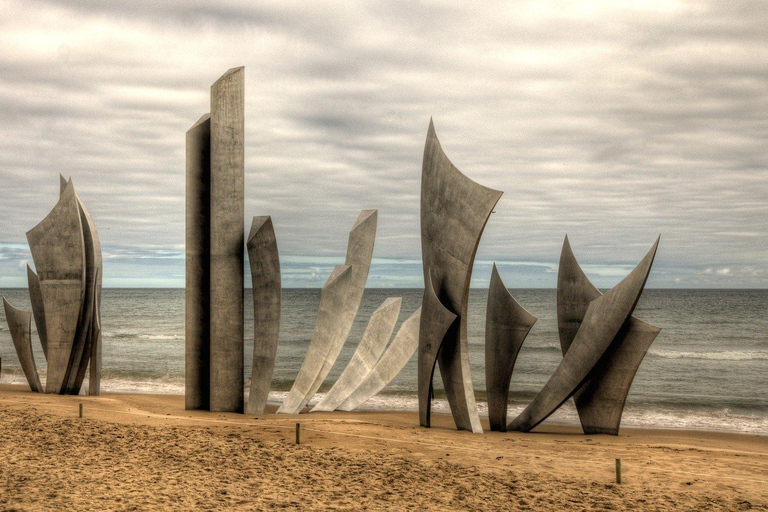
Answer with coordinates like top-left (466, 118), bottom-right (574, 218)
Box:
top-left (0, 0), bottom-right (765, 288)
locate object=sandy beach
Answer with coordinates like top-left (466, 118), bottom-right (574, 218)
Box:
top-left (0, 384), bottom-right (765, 510)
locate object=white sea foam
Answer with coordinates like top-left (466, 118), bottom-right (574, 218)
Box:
top-left (649, 349), bottom-right (768, 361)
top-left (2, 371), bottom-right (766, 435)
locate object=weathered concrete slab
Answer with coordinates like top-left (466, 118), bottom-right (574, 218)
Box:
top-left (485, 264), bottom-right (537, 431)
top-left (418, 272), bottom-right (458, 428)
top-left (26, 265), bottom-right (47, 360)
top-left (3, 298), bottom-right (43, 393)
top-left (338, 306), bottom-right (422, 412)
top-left (209, 67), bottom-right (245, 413)
top-left (246, 216), bottom-right (281, 415)
top-left (419, 119), bottom-right (501, 434)
top-left (185, 113), bottom-right (211, 411)
top-left (277, 265), bottom-right (352, 414)
top-left (311, 297), bottom-right (401, 412)
top-left (26, 179), bottom-right (86, 394)
top-left (508, 238), bottom-right (659, 432)
top-left (558, 236), bottom-right (660, 435)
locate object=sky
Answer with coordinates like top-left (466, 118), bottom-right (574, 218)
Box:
top-left (0, 0), bottom-right (765, 288)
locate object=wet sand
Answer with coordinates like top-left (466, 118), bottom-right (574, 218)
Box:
top-left (0, 384), bottom-right (765, 510)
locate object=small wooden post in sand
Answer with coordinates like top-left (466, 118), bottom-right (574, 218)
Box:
top-left (615, 458), bottom-right (622, 484)
top-left (79, 403), bottom-right (83, 418)
top-left (296, 423), bottom-right (301, 445)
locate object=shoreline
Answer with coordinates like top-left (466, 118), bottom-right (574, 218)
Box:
top-left (3, 376), bottom-right (765, 437)
top-left (1, 384), bottom-right (766, 510)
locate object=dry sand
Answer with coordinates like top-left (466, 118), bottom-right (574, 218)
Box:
top-left (0, 384), bottom-right (765, 510)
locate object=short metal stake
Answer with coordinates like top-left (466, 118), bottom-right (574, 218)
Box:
top-left (615, 458), bottom-right (622, 484)
top-left (296, 422), bottom-right (301, 445)
top-left (79, 403), bottom-right (83, 418)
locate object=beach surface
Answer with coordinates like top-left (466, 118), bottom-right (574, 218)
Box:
top-left (0, 384), bottom-right (765, 510)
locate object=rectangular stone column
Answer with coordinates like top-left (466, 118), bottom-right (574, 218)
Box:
top-left (209, 67), bottom-right (245, 413)
top-left (185, 113), bottom-right (211, 410)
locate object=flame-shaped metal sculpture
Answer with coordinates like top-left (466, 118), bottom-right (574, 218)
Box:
top-left (558, 236), bottom-right (661, 435)
top-left (311, 297), bottom-right (401, 412)
top-left (22, 177), bottom-right (102, 395)
top-left (246, 216), bottom-right (281, 415)
top-left (419, 120), bottom-right (502, 433)
top-left (485, 264), bottom-right (537, 431)
top-left (507, 238), bottom-right (659, 432)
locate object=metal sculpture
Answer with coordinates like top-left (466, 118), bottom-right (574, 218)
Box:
top-left (419, 120), bottom-right (502, 433)
top-left (338, 306), bottom-right (422, 412)
top-left (26, 266), bottom-right (47, 360)
top-left (26, 179), bottom-right (85, 394)
top-left (311, 297), bottom-right (401, 412)
top-left (277, 209), bottom-right (376, 414)
top-left (278, 265), bottom-right (352, 414)
top-left (209, 67), bottom-right (246, 413)
top-left (557, 236), bottom-right (661, 435)
top-left (485, 264), bottom-right (537, 431)
top-left (2, 298), bottom-right (43, 393)
top-left (21, 177), bottom-right (102, 395)
top-left (507, 238), bottom-right (659, 432)
top-left (185, 67), bottom-right (245, 413)
top-left (418, 271), bottom-right (458, 428)
top-left (246, 216), bottom-right (281, 415)
top-left (185, 113), bottom-right (211, 411)
top-left (68, 183), bottom-right (103, 395)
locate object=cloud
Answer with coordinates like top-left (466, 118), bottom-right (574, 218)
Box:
top-left (0, 0), bottom-right (765, 288)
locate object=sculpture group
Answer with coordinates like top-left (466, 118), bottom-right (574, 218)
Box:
top-left (2, 66), bottom-right (662, 436)
top-left (183, 68), bottom-right (419, 415)
top-left (3, 176), bottom-right (103, 395)
top-left (179, 68), bottom-right (661, 434)
top-left (418, 119), bottom-right (661, 435)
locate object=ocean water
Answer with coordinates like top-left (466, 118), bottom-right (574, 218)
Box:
top-left (0, 288), bottom-right (766, 435)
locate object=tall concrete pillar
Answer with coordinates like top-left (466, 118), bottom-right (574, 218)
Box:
top-left (185, 113), bottom-right (211, 410)
top-left (209, 67), bottom-right (245, 413)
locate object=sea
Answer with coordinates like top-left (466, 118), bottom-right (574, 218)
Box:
top-left (1, 288), bottom-right (766, 435)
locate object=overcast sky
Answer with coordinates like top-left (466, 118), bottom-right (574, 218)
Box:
top-left (0, 1), bottom-right (765, 288)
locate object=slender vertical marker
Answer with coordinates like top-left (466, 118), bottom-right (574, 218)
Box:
top-left (616, 458), bottom-right (622, 484)
top-left (296, 423), bottom-right (301, 445)
top-left (79, 403), bottom-right (83, 418)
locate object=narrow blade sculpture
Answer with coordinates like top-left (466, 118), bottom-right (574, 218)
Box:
top-left (246, 216), bottom-right (281, 415)
top-left (88, 269), bottom-right (102, 396)
top-left (306, 210), bottom-right (377, 401)
top-left (67, 182), bottom-right (102, 395)
top-left (2, 298), bottom-right (43, 393)
top-left (418, 271), bottom-right (458, 428)
top-left (508, 238), bottom-right (659, 432)
top-left (558, 236), bottom-right (661, 435)
top-left (26, 265), bottom-right (47, 360)
top-left (277, 265), bottom-right (352, 414)
top-left (485, 264), bottom-right (537, 431)
top-left (419, 119), bottom-right (501, 433)
top-left (311, 297), bottom-right (401, 412)
top-left (338, 306), bottom-right (422, 412)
